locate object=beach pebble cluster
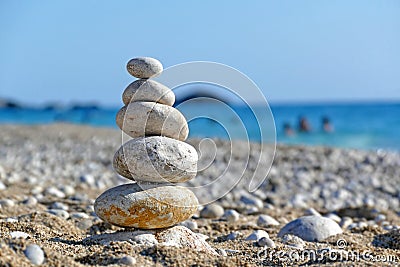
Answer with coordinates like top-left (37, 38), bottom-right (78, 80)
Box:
top-left (0, 115), bottom-right (399, 265)
top-left (94, 57), bottom-right (199, 229)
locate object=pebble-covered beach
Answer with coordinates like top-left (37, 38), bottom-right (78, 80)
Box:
top-left (0, 124), bottom-right (399, 266)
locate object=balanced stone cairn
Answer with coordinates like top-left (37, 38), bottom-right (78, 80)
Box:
top-left (94, 57), bottom-right (199, 229)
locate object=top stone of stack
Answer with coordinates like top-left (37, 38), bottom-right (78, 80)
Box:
top-left (127, 57), bottom-right (163, 79)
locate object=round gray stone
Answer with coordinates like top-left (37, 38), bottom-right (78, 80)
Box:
top-left (113, 136), bottom-right (198, 183)
top-left (200, 204), bottom-right (224, 219)
top-left (126, 57), bottom-right (163, 78)
top-left (116, 102), bottom-right (189, 141)
top-left (278, 215), bottom-right (343, 242)
top-left (123, 79), bottom-right (175, 106)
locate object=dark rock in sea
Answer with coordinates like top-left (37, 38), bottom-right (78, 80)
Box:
top-left (0, 98), bottom-right (21, 109)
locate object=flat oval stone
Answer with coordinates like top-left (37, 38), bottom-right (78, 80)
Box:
top-left (113, 136), bottom-right (197, 183)
top-left (94, 183), bottom-right (199, 229)
top-left (116, 102), bottom-right (189, 141)
top-left (126, 57), bottom-right (163, 78)
top-left (122, 79), bottom-right (175, 106)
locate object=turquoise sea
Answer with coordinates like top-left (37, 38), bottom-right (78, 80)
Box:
top-left (1, 102), bottom-right (399, 151)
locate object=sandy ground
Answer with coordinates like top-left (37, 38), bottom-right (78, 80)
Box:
top-left (0, 124), bottom-right (399, 266)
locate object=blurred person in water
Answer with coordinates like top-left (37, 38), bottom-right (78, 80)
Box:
top-left (322, 116), bottom-right (334, 133)
top-left (298, 116), bottom-right (312, 133)
top-left (283, 122), bottom-right (295, 136)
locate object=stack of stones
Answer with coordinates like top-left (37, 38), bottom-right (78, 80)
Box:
top-left (94, 57), bottom-right (199, 229)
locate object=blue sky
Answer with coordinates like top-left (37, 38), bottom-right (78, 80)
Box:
top-left (1, 0), bottom-right (399, 106)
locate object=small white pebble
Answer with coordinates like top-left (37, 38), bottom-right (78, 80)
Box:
top-left (217, 248), bottom-right (228, 256)
top-left (226, 232), bottom-right (240, 241)
top-left (22, 196), bottom-right (38, 206)
top-left (304, 208), bottom-right (321, 216)
top-left (50, 202), bottom-right (69, 211)
top-left (10, 231), bottom-right (30, 239)
top-left (47, 209), bottom-right (70, 219)
top-left (375, 214), bottom-right (386, 224)
top-left (258, 237), bottom-right (276, 248)
top-left (257, 214), bottom-right (279, 227)
top-left (340, 217), bottom-right (353, 229)
top-left (0, 181), bottom-right (6, 190)
top-left (71, 212), bottom-right (90, 219)
top-left (324, 213), bottom-right (341, 223)
top-left (383, 225), bottom-right (394, 231)
top-left (24, 244), bottom-right (45, 265)
top-left (45, 187), bottom-right (66, 198)
top-left (119, 255), bottom-right (136, 266)
top-left (4, 217), bottom-right (18, 223)
top-left (61, 185), bottom-right (76, 196)
top-left (245, 230), bottom-right (269, 241)
top-left (0, 199), bottom-right (15, 207)
top-left (200, 204), bottom-right (224, 219)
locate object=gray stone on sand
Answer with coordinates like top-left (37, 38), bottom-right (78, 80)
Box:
top-left (71, 212), bottom-right (90, 219)
top-left (324, 213), bottom-right (341, 223)
top-left (22, 196), bottom-right (38, 206)
top-left (76, 219), bottom-right (93, 230)
top-left (45, 186), bottom-right (66, 198)
top-left (132, 233), bottom-right (158, 247)
top-left (126, 57), bottom-right (163, 78)
top-left (304, 207), bottom-right (321, 216)
top-left (24, 244), bottom-right (45, 265)
top-left (0, 199), bottom-right (14, 207)
top-left (113, 136), bottom-right (197, 183)
top-left (278, 215), bottom-right (343, 242)
top-left (258, 237), bottom-right (276, 248)
top-left (281, 234), bottom-right (306, 249)
top-left (47, 209), bottom-right (70, 219)
top-left (116, 102), bottom-right (189, 141)
top-left (240, 195), bottom-right (263, 209)
top-left (200, 203), bottom-right (224, 219)
top-left (0, 181), bottom-right (6, 190)
top-left (245, 230), bottom-right (269, 241)
top-left (50, 202), bottom-right (69, 211)
top-left (119, 255), bottom-right (137, 266)
top-left (123, 79), bottom-right (175, 106)
top-left (257, 214), bottom-right (279, 227)
top-left (10, 231), bottom-right (30, 239)
top-left (179, 220), bottom-right (198, 231)
top-left (226, 231), bottom-right (240, 241)
top-left (217, 248), bottom-right (228, 257)
top-left (157, 226), bottom-right (217, 255)
top-left (80, 174), bottom-right (95, 186)
top-left (224, 209), bottom-right (240, 222)
top-left (340, 216), bottom-right (353, 229)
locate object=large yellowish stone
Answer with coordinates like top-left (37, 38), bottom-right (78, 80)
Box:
top-left (94, 183), bottom-right (198, 229)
